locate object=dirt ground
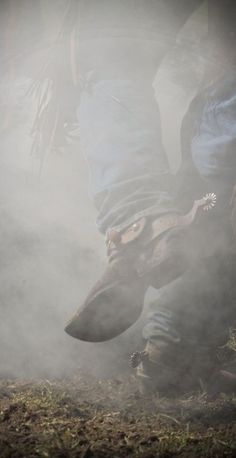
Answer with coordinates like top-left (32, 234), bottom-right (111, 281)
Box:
top-left (0, 374), bottom-right (236, 458)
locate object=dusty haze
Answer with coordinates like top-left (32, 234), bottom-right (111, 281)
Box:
top-left (0, 1), bottom-right (207, 378)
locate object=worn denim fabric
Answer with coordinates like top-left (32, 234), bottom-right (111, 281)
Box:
top-left (78, 0), bottom-right (202, 233)
top-left (143, 252), bottom-right (236, 349)
top-left (78, 77), bottom-right (175, 233)
top-left (192, 75), bottom-right (236, 196)
top-left (142, 75), bottom-right (236, 343)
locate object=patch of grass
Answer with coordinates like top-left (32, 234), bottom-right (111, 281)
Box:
top-left (0, 376), bottom-right (236, 457)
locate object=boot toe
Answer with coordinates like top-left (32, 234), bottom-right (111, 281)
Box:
top-left (65, 276), bottom-right (147, 342)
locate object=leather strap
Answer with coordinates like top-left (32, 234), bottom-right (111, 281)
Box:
top-left (149, 196), bottom-right (210, 244)
top-left (106, 193), bottom-right (216, 259)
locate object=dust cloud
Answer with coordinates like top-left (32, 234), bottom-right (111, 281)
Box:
top-left (0, 1), bottom-right (208, 379)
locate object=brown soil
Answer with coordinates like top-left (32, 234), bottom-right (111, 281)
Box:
top-left (0, 374), bottom-right (236, 458)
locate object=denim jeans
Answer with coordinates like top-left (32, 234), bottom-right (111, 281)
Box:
top-left (78, 0), bottom-right (203, 233)
top-left (77, 1), bottom-right (236, 346)
top-left (192, 75), bottom-right (236, 195)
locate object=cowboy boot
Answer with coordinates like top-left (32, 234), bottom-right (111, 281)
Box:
top-left (65, 193), bottom-right (216, 342)
top-left (131, 339), bottom-right (183, 395)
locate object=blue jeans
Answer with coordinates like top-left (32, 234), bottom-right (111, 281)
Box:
top-left (78, 77), bottom-right (175, 233)
top-left (192, 75), bottom-right (236, 195)
top-left (78, 0), bottom-right (203, 233)
top-left (77, 2), bottom-right (236, 346)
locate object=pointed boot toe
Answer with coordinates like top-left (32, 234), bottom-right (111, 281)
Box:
top-left (65, 264), bottom-right (148, 342)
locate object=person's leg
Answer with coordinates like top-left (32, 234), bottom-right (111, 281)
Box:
top-left (78, 73), bottom-right (173, 233)
top-left (139, 69), bottom-right (236, 394)
top-left (133, 1), bottom-right (236, 393)
top-left (138, 244), bottom-right (236, 393)
top-left (66, 1), bottom-right (209, 361)
top-left (191, 76), bottom-right (236, 202)
top-left (78, 0), bottom-right (203, 233)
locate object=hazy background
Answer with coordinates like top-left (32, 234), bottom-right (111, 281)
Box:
top-left (0, 1), bottom-right (207, 378)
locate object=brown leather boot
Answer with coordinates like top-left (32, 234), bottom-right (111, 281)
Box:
top-left (131, 340), bottom-right (182, 395)
top-left (65, 194), bottom-right (216, 342)
top-left (131, 340), bottom-right (220, 396)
